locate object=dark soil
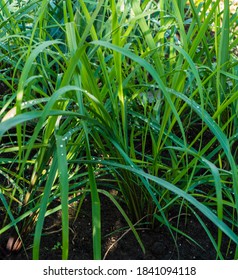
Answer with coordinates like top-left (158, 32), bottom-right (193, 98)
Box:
top-left (0, 192), bottom-right (236, 260)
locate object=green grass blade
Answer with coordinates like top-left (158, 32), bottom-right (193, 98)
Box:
top-left (56, 134), bottom-right (69, 260)
top-left (33, 154), bottom-right (58, 260)
top-left (98, 189), bottom-right (145, 255)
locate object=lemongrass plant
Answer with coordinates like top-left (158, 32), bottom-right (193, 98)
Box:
top-left (0, 0), bottom-right (238, 260)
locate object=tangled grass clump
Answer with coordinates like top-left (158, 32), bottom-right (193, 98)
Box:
top-left (0, 0), bottom-right (238, 259)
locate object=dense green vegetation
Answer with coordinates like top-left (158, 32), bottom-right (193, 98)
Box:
top-left (0, 0), bottom-right (238, 259)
